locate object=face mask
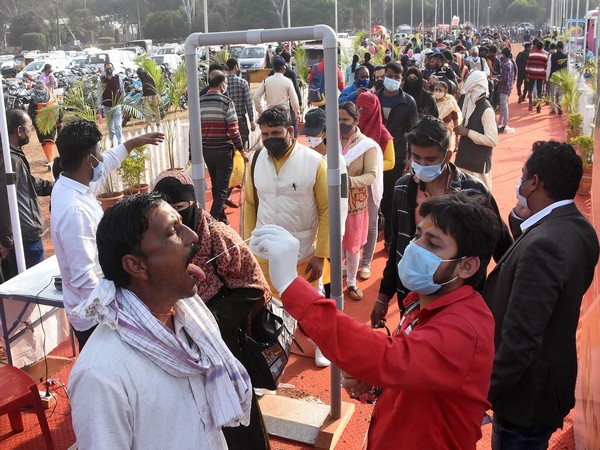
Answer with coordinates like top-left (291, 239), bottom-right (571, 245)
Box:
top-left (18, 131), bottom-right (29, 147)
top-left (339, 122), bottom-right (354, 136)
top-left (106, 68), bottom-right (113, 75)
top-left (412, 160), bottom-right (445, 182)
top-left (516, 178), bottom-right (529, 209)
top-left (397, 241), bottom-right (464, 295)
top-left (179, 202), bottom-right (199, 231)
top-left (306, 135), bottom-right (324, 148)
top-left (383, 77), bottom-right (401, 92)
top-left (434, 91), bottom-right (445, 100)
top-left (374, 79), bottom-right (384, 91)
top-left (90, 156), bottom-right (105, 183)
top-left (357, 79), bottom-right (369, 88)
top-left (403, 77), bottom-right (419, 91)
top-left (264, 133), bottom-right (289, 159)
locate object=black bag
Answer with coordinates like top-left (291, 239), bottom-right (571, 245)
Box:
top-left (238, 302), bottom-right (298, 390)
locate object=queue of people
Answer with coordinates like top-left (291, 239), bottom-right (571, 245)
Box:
top-left (0, 35), bottom-right (597, 450)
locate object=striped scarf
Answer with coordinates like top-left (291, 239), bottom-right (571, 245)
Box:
top-left (72, 279), bottom-right (252, 428)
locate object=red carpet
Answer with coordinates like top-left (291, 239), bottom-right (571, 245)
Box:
top-left (0, 71), bottom-right (584, 450)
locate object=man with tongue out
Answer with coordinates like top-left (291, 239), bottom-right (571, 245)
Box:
top-left (69, 194), bottom-right (252, 449)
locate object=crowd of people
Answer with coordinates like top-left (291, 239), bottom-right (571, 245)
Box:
top-left (0, 28), bottom-right (598, 450)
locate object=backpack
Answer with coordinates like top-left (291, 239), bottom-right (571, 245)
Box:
top-left (307, 63), bottom-right (326, 106)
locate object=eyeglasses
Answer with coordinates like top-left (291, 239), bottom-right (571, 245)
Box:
top-left (20, 125), bottom-right (35, 132)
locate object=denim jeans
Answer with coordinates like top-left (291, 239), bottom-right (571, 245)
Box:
top-left (103, 105), bottom-right (123, 146)
top-left (546, 81), bottom-right (561, 112)
top-left (492, 415), bottom-right (556, 450)
top-left (7, 239), bottom-right (45, 277)
top-left (203, 147), bottom-right (234, 222)
top-left (498, 94), bottom-right (510, 127)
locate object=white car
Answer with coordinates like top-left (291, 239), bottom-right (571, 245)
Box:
top-left (150, 54), bottom-right (182, 70)
top-left (16, 58), bottom-right (70, 80)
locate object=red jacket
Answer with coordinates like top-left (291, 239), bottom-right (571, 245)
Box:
top-left (282, 278), bottom-right (494, 450)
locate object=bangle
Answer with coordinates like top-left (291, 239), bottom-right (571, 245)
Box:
top-left (376, 299), bottom-right (389, 307)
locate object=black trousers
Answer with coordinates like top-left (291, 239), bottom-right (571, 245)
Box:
top-left (527, 78), bottom-right (544, 102)
top-left (516, 73), bottom-right (528, 97)
top-left (203, 147), bottom-right (234, 222)
top-left (381, 164), bottom-right (404, 245)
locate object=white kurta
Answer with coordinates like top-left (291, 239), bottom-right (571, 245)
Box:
top-left (69, 325), bottom-right (227, 450)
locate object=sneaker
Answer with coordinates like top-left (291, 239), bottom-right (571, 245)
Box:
top-left (504, 126), bottom-right (515, 134)
top-left (497, 126), bottom-right (506, 133)
top-left (518, 95), bottom-right (524, 104)
top-left (528, 102), bottom-right (533, 111)
top-left (536, 105), bottom-right (541, 113)
top-left (550, 109), bottom-right (556, 115)
top-left (358, 266), bottom-right (371, 280)
top-left (314, 346), bottom-right (331, 368)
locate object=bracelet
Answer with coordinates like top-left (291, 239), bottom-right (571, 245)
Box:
top-left (375, 299), bottom-right (389, 307)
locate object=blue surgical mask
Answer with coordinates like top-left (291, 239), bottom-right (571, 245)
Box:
top-left (357, 79), bottom-right (369, 88)
top-left (383, 77), bottom-right (401, 92)
top-left (90, 155), bottom-right (105, 183)
top-left (412, 160), bottom-right (445, 182)
top-left (397, 241), bottom-right (465, 295)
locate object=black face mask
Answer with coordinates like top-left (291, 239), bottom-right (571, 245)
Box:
top-left (339, 122), bottom-right (355, 136)
top-left (106, 68), bottom-right (113, 75)
top-left (403, 78), bottom-right (420, 92)
top-left (18, 134), bottom-right (29, 147)
top-left (264, 133), bottom-right (289, 159)
top-left (179, 202), bottom-right (199, 232)
top-left (374, 79), bottom-right (384, 91)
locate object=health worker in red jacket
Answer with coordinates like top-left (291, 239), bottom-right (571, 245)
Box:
top-left (250, 192), bottom-right (498, 450)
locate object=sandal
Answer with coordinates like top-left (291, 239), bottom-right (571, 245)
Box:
top-left (347, 285), bottom-right (363, 301)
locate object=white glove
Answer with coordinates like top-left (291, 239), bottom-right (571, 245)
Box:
top-left (250, 225), bottom-right (299, 295)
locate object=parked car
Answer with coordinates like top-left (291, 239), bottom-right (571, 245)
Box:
top-left (238, 45), bottom-right (269, 75)
top-left (396, 24), bottom-right (413, 36)
top-left (85, 50), bottom-right (135, 74)
top-left (15, 58), bottom-right (70, 81)
top-left (150, 54), bottom-right (182, 70)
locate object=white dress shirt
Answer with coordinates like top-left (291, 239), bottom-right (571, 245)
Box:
top-left (69, 324), bottom-right (227, 450)
top-left (253, 72), bottom-right (300, 115)
top-left (520, 199), bottom-right (574, 232)
top-left (50, 145), bottom-right (128, 331)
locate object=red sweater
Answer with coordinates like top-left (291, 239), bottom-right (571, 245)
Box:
top-left (282, 278), bottom-right (494, 450)
top-left (525, 49), bottom-right (549, 80)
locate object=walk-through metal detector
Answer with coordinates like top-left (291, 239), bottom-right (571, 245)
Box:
top-left (184, 25), bottom-right (347, 426)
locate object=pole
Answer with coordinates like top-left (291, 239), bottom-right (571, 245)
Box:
top-left (392, 0), bottom-right (395, 39)
top-left (411, 0), bottom-right (414, 30)
top-left (204, 0), bottom-right (210, 66)
top-left (369, 0), bottom-right (372, 38)
top-left (583, 0), bottom-right (590, 59)
top-left (335, 0), bottom-right (338, 34)
top-left (550, 0), bottom-right (556, 31)
top-left (422, 0), bottom-right (425, 45)
top-left (0, 77), bottom-right (26, 274)
top-left (287, 0), bottom-right (291, 29)
top-left (434, 0), bottom-right (438, 41)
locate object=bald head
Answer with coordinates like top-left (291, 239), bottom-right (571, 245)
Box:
top-left (208, 70), bottom-right (226, 88)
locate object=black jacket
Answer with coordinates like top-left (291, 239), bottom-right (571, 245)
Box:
top-left (0, 143), bottom-right (53, 248)
top-left (379, 163), bottom-right (513, 303)
top-left (484, 203), bottom-right (599, 428)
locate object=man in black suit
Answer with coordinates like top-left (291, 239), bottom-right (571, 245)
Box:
top-left (484, 140), bottom-right (599, 449)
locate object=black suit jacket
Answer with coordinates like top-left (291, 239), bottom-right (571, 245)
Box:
top-left (483, 202), bottom-right (599, 428)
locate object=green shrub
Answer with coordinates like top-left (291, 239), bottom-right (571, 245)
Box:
top-left (97, 37), bottom-right (115, 45)
top-left (21, 33), bottom-right (46, 51)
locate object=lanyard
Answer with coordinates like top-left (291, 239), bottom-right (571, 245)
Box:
top-left (396, 299), bottom-right (421, 335)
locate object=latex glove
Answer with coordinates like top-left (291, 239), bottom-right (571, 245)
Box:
top-left (250, 225), bottom-right (299, 294)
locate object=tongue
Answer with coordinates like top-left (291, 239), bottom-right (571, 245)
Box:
top-left (186, 263), bottom-right (204, 280)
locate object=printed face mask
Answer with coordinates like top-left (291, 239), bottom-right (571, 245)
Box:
top-left (397, 241), bottom-right (464, 295)
top-left (306, 135), bottom-right (324, 148)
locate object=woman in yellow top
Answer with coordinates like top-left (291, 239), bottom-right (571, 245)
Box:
top-left (339, 101), bottom-right (383, 301)
top-left (433, 80), bottom-right (462, 152)
top-left (355, 92), bottom-right (394, 280)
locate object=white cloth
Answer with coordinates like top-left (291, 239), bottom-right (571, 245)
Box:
top-left (72, 279), bottom-right (252, 428)
top-left (341, 135), bottom-right (384, 208)
top-left (69, 324), bottom-right (228, 450)
top-left (520, 199), bottom-right (574, 232)
top-left (254, 142), bottom-right (323, 261)
top-left (50, 144), bottom-right (128, 331)
top-left (253, 72), bottom-right (300, 115)
top-left (461, 70), bottom-right (489, 127)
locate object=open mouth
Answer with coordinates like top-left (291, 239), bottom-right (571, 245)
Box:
top-left (185, 244), bottom-right (202, 281)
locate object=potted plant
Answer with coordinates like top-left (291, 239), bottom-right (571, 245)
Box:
top-left (120, 145), bottom-right (149, 195)
top-left (566, 112), bottom-right (584, 142)
top-left (135, 56), bottom-right (187, 171)
top-left (570, 135), bottom-right (594, 195)
top-left (550, 68), bottom-right (581, 115)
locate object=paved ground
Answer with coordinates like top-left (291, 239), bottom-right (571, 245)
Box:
top-left (0, 54), bottom-right (587, 449)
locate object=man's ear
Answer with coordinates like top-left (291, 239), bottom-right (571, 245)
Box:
top-left (122, 254), bottom-right (149, 282)
top-left (457, 256), bottom-right (480, 280)
top-left (287, 125), bottom-right (295, 136)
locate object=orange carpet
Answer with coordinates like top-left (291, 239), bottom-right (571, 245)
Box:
top-left (0, 78), bottom-right (583, 450)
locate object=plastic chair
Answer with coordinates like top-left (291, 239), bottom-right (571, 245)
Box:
top-left (0, 364), bottom-right (54, 450)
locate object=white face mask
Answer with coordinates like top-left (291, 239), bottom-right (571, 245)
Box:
top-left (516, 177), bottom-right (529, 209)
top-left (434, 91), bottom-right (446, 100)
top-left (306, 135), bottom-right (324, 148)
